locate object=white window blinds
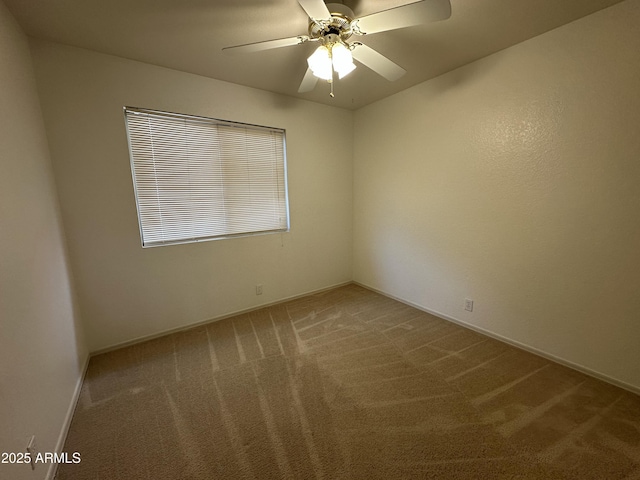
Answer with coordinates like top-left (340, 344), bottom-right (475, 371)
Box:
top-left (124, 107), bottom-right (289, 247)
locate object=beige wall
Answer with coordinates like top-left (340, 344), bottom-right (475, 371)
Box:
top-left (353, 0), bottom-right (640, 390)
top-left (30, 41), bottom-right (353, 352)
top-left (0, 3), bottom-right (88, 480)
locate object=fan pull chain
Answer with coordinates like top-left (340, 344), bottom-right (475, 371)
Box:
top-left (329, 53), bottom-right (335, 98)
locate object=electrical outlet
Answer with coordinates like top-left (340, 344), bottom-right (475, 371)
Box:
top-left (464, 299), bottom-right (474, 312)
top-left (26, 435), bottom-right (37, 470)
top-left (256, 284), bottom-right (263, 295)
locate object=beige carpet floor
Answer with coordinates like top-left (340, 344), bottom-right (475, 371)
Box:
top-left (56, 284), bottom-right (640, 479)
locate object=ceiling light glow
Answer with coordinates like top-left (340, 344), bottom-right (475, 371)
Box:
top-left (307, 41), bottom-right (356, 81)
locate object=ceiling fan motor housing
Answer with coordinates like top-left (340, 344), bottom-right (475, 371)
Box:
top-left (309, 3), bottom-right (356, 43)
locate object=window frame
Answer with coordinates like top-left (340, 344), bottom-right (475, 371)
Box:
top-left (124, 106), bottom-right (290, 248)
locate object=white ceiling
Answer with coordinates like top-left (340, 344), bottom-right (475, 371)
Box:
top-left (5, 0), bottom-right (625, 110)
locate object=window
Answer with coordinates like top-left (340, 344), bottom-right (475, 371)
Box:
top-left (124, 107), bottom-right (289, 247)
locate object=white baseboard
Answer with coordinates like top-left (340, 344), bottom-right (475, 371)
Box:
top-left (354, 281), bottom-right (640, 397)
top-left (46, 353), bottom-right (91, 480)
top-left (91, 280), bottom-right (353, 356)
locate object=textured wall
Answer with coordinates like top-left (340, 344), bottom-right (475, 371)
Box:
top-left (30, 41), bottom-right (353, 352)
top-left (0, 3), bottom-right (88, 479)
top-left (353, 0), bottom-right (640, 390)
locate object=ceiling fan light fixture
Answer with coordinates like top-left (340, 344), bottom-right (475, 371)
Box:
top-left (331, 42), bottom-right (356, 79)
top-left (307, 45), bottom-right (333, 80)
top-left (307, 41), bottom-right (356, 81)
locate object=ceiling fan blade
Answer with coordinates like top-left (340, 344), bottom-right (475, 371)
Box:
top-left (298, 68), bottom-right (319, 93)
top-left (223, 35), bottom-right (310, 54)
top-left (351, 43), bottom-right (406, 81)
top-left (297, 0), bottom-right (332, 21)
top-left (353, 0), bottom-right (451, 35)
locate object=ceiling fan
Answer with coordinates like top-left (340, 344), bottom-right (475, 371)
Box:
top-left (223, 0), bottom-right (451, 97)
